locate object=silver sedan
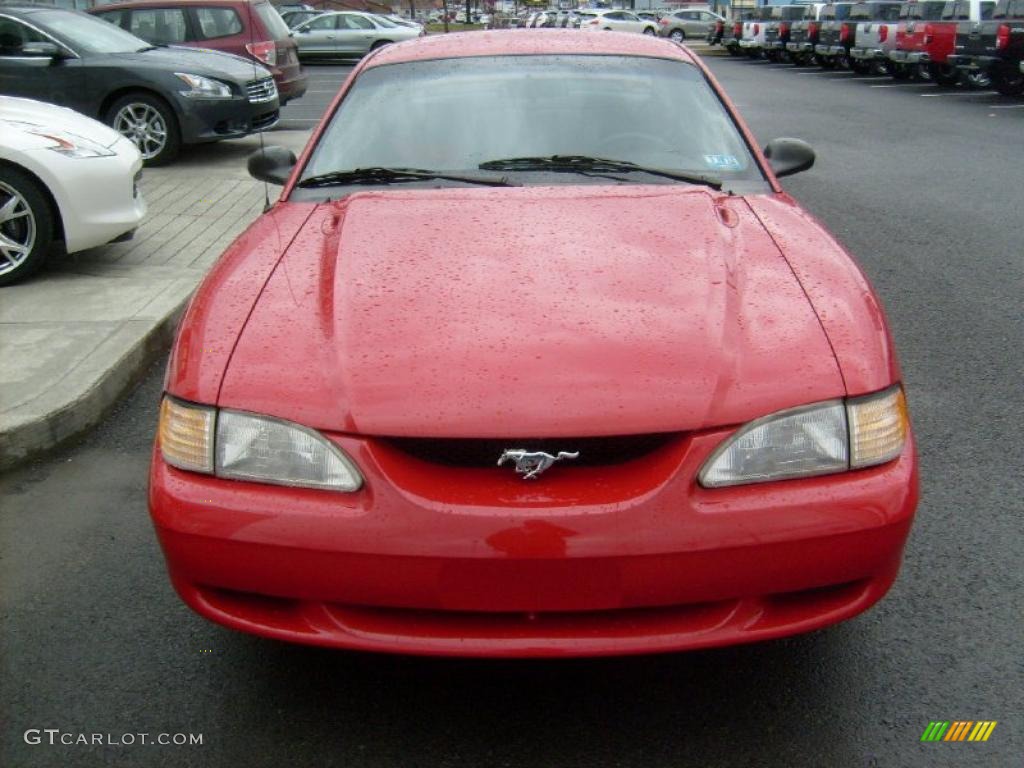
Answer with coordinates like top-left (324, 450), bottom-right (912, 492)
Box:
top-left (291, 12), bottom-right (421, 58)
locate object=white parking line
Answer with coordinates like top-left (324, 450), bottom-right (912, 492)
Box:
top-left (920, 90), bottom-right (998, 97)
top-left (870, 83), bottom-right (937, 88)
top-left (988, 103), bottom-right (1024, 108)
top-left (798, 70), bottom-right (855, 75)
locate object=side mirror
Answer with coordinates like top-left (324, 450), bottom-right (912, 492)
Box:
top-left (21, 41), bottom-right (64, 59)
top-left (763, 138), bottom-right (815, 178)
top-left (248, 146), bottom-right (297, 185)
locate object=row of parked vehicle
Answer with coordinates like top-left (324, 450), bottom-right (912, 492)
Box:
top-left (714, 0), bottom-right (1024, 96)
top-left (516, 7), bottom-right (725, 41)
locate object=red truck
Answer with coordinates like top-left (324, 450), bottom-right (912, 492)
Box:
top-left (888, 0), bottom-right (996, 85)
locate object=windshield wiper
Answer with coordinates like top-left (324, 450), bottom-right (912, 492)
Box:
top-left (478, 155), bottom-right (722, 190)
top-left (296, 167), bottom-right (517, 189)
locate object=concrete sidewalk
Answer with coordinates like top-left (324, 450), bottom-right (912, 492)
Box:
top-left (0, 130), bottom-right (310, 470)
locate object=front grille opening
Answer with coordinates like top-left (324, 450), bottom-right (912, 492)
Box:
top-left (383, 433), bottom-right (679, 468)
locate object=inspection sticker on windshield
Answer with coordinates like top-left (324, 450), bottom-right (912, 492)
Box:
top-left (703, 154), bottom-right (741, 171)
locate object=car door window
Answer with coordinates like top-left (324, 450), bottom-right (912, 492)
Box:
top-left (342, 15), bottom-right (375, 30)
top-left (194, 7), bottom-right (243, 39)
top-left (622, 12), bottom-right (639, 21)
top-left (303, 14), bottom-right (338, 30)
top-left (0, 16), bottom-right (46, 56)
top-left (127, 8), bottom-right (188, 44)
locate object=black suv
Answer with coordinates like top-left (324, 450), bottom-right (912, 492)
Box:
top-left (948, 0), bottom-right (1024, 94)
top-left (0, 6), bottom-right (279, 164)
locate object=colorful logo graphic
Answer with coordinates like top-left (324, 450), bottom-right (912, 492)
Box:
top-left (920, 721), bottom-right (997, 742)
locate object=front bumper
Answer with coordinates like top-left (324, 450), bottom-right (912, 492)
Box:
top-left (947, 54), bottom-right (997, 71)
top-left (150, 427), bottom-right (918, 657)
top-left (35, 136), bottom-right (147, 253)
top-left (850, 46), bottom-right (886, 61)
top-left (889, 49), bottom-right (929, 65)
top-left (174, 93), bottom-right (280, 145)
top-left (814, 44), bottom-right (846, 57)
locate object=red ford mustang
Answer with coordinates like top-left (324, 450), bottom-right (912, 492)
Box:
top-left (150, 31), bottom-right (918, 657)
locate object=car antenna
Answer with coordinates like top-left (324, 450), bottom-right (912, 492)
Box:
top-left (248, 2), bottom-right (272, 213)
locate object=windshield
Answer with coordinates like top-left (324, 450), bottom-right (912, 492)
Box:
top-left (302, 55), bottom-right (761, 189)
top-left (33, 9), bottom-right (150, 53)
top-left (901, 2), bottom-right (945, 20)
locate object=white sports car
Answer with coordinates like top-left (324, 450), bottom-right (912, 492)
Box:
top-left (0, 96), bottom-right (146, 286)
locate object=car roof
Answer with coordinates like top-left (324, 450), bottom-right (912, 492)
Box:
top-left (367, 30), bottom-right (697, 68)
top-left (90, 0), bottom-right (266, 8)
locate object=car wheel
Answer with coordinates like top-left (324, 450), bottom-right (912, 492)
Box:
top-left (816, 55), bottom-right (836, 69)
top-left (965, 70), bottom-right (991, 89)
top-left (891, 63), bottom-right (912, 80)
top-left (643, 27), bottom-right (655, 36)
top-left (106, 93), bottom-right (180, 167)
top-left (0, 166), bottom-right (55, 287)
top-left (993, 64), bottom-right (1024, 96)
top-left (670, 29), bottom-right (684, 43)
top-left (727, 44), bottom-right (741, 57)
top-left (916, 63), bottom-right (932, 81)
top-left (930, 63), bottom-right (960, 87)
top-left (371, 39), bottom-right (392, 50)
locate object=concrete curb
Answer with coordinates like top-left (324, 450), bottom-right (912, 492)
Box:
top-left (0, 130), bottom-right (312, 473)
top-left (0, 295), bottom-right (187, 471)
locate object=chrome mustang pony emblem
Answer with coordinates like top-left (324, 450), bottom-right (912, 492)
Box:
top-left (497, 449), bottom-right (580, 480)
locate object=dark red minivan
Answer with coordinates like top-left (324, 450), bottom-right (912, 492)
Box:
top-left (90, 0), bottom-right (307, 104)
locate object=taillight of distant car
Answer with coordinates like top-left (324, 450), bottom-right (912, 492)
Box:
top-left (659, 17), bottom-right (668, 25)
top-left (840, 22), bottom-right (850, 43)
top-left (753, 23), bottom-right (760, 34)
top-left (780, 22), bottom-right (790, 36)
top-left (808, 21), bottom-right (819, 36)
top-left (996, 23), bottom-right (1010, 49)
top-left (923, 23), bottom-right (933, 44)
top-left (879, 24), bottom-right (888, 42)
top-left (733, 22), bottom-right (742, 36)
top-left (246, 40), bottom-right (277, 66)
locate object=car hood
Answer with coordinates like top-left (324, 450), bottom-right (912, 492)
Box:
top-left (218, 186), bottom-right (845, 437)
top-left (0, 95), bottom-right (122, 148)
top-left (110, 45), bottom-right (270, 83)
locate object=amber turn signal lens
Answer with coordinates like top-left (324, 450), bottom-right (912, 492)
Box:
top-left (158, 397), bottom-right (215, 473)
top-left (847, 386), bottom-right (908, 469)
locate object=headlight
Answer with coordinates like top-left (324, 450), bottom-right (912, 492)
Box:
top-left (174, 72), bottom-right (234, 99)
top-left (27, 128), bottom-right (115, 159)
top-left (699, 385), bottom-right (908, 488)
top-left (157, 397), bottom-right (363, 492)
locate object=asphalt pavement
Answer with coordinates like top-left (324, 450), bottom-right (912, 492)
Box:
top-left (1, 55), bottom-right (1022, 768)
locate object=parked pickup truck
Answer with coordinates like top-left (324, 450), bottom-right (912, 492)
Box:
top-left (887, 0), bottom-right (948, 79)
top-left (947, 0), bottom-right (1024, 94)
top-left (739, 7), bottom-right (776, 57)
top-left (848, 1), bottom-right (904, 73)
top-left (892, 0), bottom-right (996, 84)
top-left (724, 11), bottom-right (758, 55)
top-left (764, 5), bottom-right (815, 61)
top-left (786, 3), bottom-right (827, 64)
top-left (814, 2), bottom-right (857, 67)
